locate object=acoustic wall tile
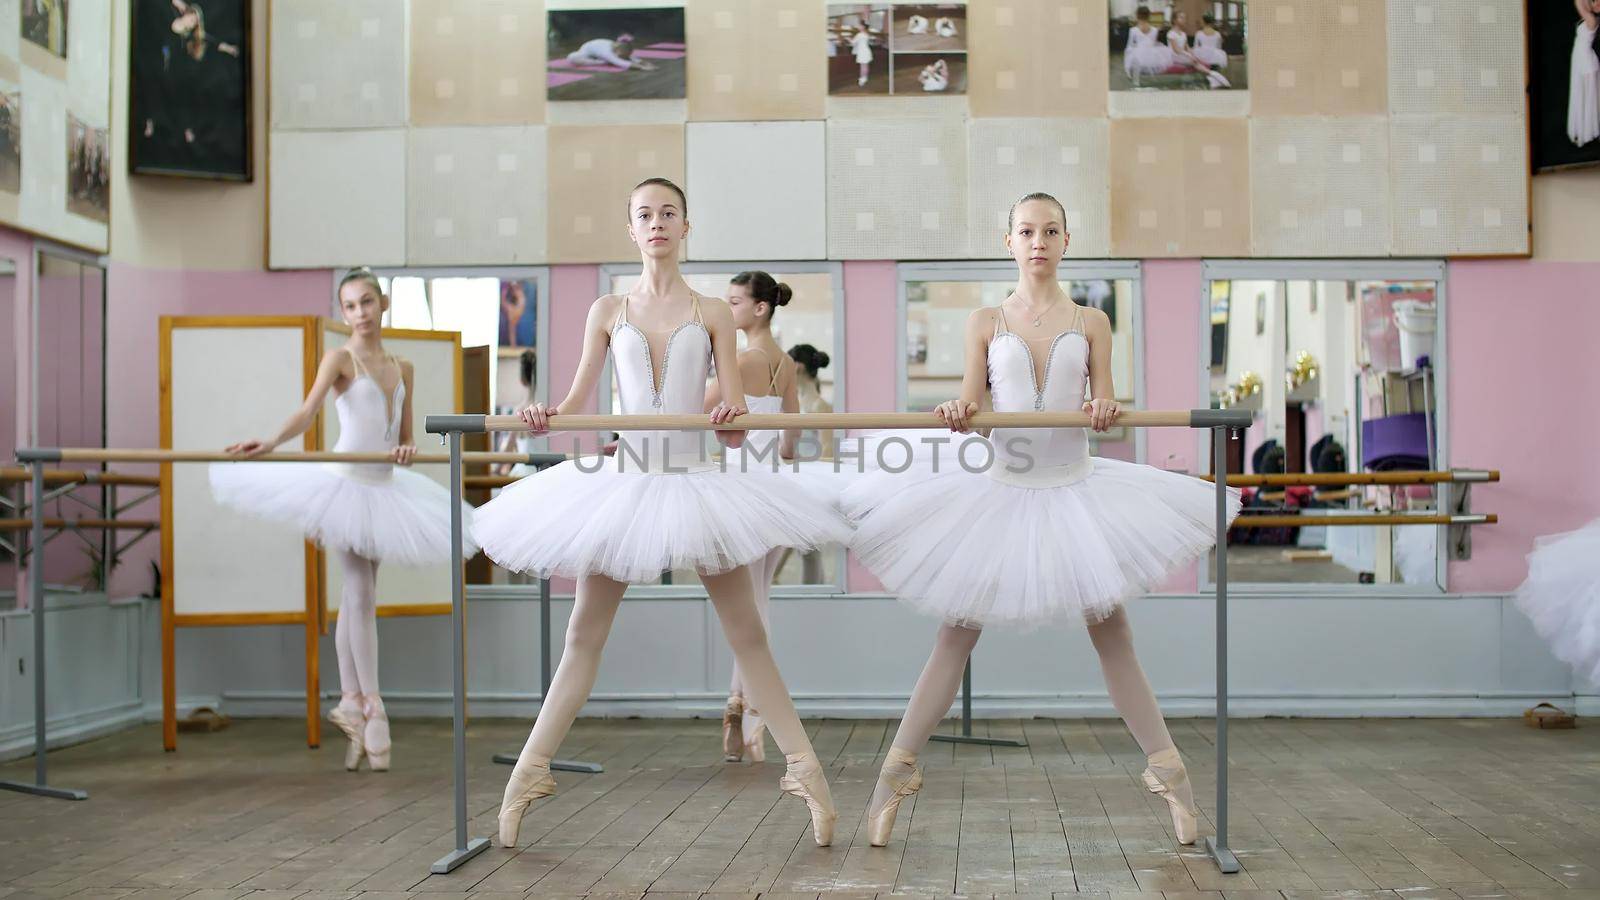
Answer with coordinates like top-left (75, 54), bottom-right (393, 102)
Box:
top-left (1389, 0), bottom-right (1522, 115)
top-left (967, 118), bottom-right (1110, 258)
top-left (1110, 118), bottom-right (1249, 257)
top-left (1107, 89), bottom-right (1250, 119)
top-left (407, 126), bottom-right (548, 265)
top-left (684, 121), bottom-right (826, 260)
top-left (546, 124), bottom-right (685, 263)
top-left (827, 118), bottom-right (968, 259)
top-left (687, 0), bottom-right (824, 120)
top-left (1254, 0), bottom-right (1386, 115)
top-left (270, 130), bottom-right (406, 268)
top-left (970, 0), bottom-right (1107, 117)
top-left (410, 0), bottom-right (545, 125)
top-left (272, 0), bottom-right (407, 129)
top-left (1391, 115), bottom-right (1527, 255)
top-left (1251, 118), bottom-right (1390, 256)
top-left (64, 0), bottom-right (109, 117)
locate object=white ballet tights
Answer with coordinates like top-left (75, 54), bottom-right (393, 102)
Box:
top-left (509, 565), bottom-right (818, 775)
top-left (874, 608), bottom-right (1191, 816)
top-left (730, 547), bottom-right (783, 746)
top-left (334, 549), bottom-right (381, 706)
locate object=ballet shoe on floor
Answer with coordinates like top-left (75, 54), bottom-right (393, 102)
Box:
top-left (327, 700), bottom-right (366, 771)
top-left (743, 711), bottom-right (767, 764)
top-left (1143, 747), bottom-right (1199, 845)
top-left (498, 761), bottom-right (557, 848)
top-left (867, 747), bottom-right (923, 847)
top-left (722, 695), bottom-right (745, 762)
top-left (779, 752), bottom-right (837, 847)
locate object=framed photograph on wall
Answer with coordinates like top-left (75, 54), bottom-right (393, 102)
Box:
top-left (546, 7), bottom-right (686, 101)
top-left (128, 0), bottom-right (252, 181)
top-left (1529, 0), bottom-right (1600, 172)
top-left (1109, 0), bottom-right (1245, 92)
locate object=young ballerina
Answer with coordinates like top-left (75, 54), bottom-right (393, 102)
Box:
top-left (790, 344), bottom-right (835, 466)
top-left (851, 25), bottom-right (874, 86)
top-left (1123, 7), bottom-right (1174, 82)
top-left (473, 180), bottom-right (845, 849)
top-left (566, 33), bottom-right (657, 71)
top-left (1167, 11), bottom-right (1231, 88)
top-left (843, 193), bottom-right (1241, 849)
top-left (707, 271), bottom-right (809, 764)
top-left (1571, 0), bottom-right (1600, 147)
top-left (1191, 15), bottom-right (1229, 70)
top-left (212, 267), bottom-right (473, 773)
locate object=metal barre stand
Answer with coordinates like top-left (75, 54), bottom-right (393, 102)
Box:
top-left (929, 661), bottom-right (1027, 747)
top-left (488, 454), bottom-right (604, 776)
top-left (0, 450), bottom-right (89, 801)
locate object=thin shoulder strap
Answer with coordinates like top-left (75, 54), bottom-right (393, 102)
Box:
top-left (613, 294), bottom-right (629, 328)
top-left (345, 347), bottom-right (368, 378)
top-left (993, 305), bottom-right (1009, 337)
top-left (747, 346), bottom-right (782, 392)
top-left (1072, 304), bottom-right (1085, 333)
top-left (690, 293), bottom-right (703, 324)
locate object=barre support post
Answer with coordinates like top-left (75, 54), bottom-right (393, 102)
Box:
top-left (0, 459), bottom-right (88, 801)
top-left (929, 660), bottom-right (1027, 747)
top-left (1202, 425), bottom-right (1239, 873)
top-left (431, 429), bottom-right (490, 874)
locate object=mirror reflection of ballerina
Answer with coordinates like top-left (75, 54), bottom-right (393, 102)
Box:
top-left (1571, 0), bottom-right (1600, 147)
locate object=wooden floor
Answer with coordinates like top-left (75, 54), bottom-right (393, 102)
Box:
top-left (3, 717), bottom-right (1600, 899)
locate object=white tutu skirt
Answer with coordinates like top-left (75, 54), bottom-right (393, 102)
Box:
top-left (1514, 518), bottom-right (1600, 685)
top-left (473, 459), bottom-right (852, 583)
top-left (209, 462), bottom-right (475, 567)
top-left (843, 456), bottom-right (1242, 628)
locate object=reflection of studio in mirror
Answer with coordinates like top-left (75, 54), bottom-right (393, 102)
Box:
top-left (602, 264), bottom-right (845, 591)
top-left (355, 268), bottom-right (547, 587)
top-left (902, 264), bottom-right (1139, 456)
top-left (1206, 264), bottom-right (1445, 589)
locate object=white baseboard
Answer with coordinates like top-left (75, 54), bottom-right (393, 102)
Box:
top-left (210, 689), bottom-right (1570, 721)
top-left (0, 700), bottom-right (146, 762)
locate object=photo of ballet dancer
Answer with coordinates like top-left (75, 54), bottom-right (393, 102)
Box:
top-left (1528, 0), bottom-right (1600, 172)
top-left (22, 0), bottom-right (68, 58)
top-left (0, 90), bottom-right (19, 196)
top-left (546, 7), bottom-right (686, 101)
top-left (1109, 0), bottom-right (1246, 91)
top-left (829, 3), bottom-right (967, 95)
top-left (129, 0), bottom-right (251, 181)
top-left (66, 114), bottom-right (109, 224)
top-left (499, 279), bottom-right (536, 349)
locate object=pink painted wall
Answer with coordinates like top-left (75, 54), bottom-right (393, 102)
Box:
top-left (1446, 260), bottom-right (1600, 592)
top-left (841, 261), bottom-right (897, 592)
top-left (102, 262), bottom-right (332, 597)
top-left (1141, 260), bottom-right (1205, 593)
top-left (545, 264), bottom-right (600, 596)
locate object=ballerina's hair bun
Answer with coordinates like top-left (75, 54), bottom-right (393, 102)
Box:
top-left (730, 271), bottom-right (790, 316)
top-left (788, 343), bottom-right (831, 378)
top-left (339, 266), bottom-right (382, 294)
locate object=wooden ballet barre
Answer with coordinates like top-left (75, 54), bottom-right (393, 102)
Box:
top-left (1203, 470), bottom-right (1499, 487)
top-left (1232, 513), bottom-right (1495, 527)
top-left (424, 408), bottom-right (1255, 434)
top-left (0, 467), bottom-right (162, 487)
top-left (15, 448), bottom-right (568, 466)
top-left (0, 518), bottom-right (159, 531)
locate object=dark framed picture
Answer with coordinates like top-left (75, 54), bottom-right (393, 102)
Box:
top-left (1529, 0), bottom-right (1600, 172)
top-left (22, 0), bottom-right (68, 58)
top-left (129, 0), bottom-right (252, 181)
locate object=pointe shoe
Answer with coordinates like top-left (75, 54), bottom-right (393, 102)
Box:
top-left (867, 747), bottom-right (923, 847)
top-left (743, 710), bottom-right (766, 764)
top-left (908, 14), bottom-right (929, 34)
top-left (1206, 69), bottom-right (1231, 89)
top-left (1143, 748), bottom-right (1199, 845)
top-left (779, 752), bottom-right (837, 847)
top-left (935, 16), bottom-right (957, 38)
top-left (722, 696), bottom-right (746, 763)
top-left (363, 698), bottom-right (391, 772)
top-left (327, 701), bottom-right (366, 771)
top-left (497, 762), bottom-right (556, 848)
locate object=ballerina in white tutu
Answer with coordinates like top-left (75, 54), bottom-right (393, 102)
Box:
top-left (475, 179), bottom-right (845, 849)
top-left (212, 267), bottom-right (472, 773)
top-left (1123, 7), bottom-right (1175, 81)
top-left (1571, 0), bottom-right (1600, 147)
top-left (1515, 517), bottom-right (1600, 686)
top-left (844, 192), bottom-right (1241, 849)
